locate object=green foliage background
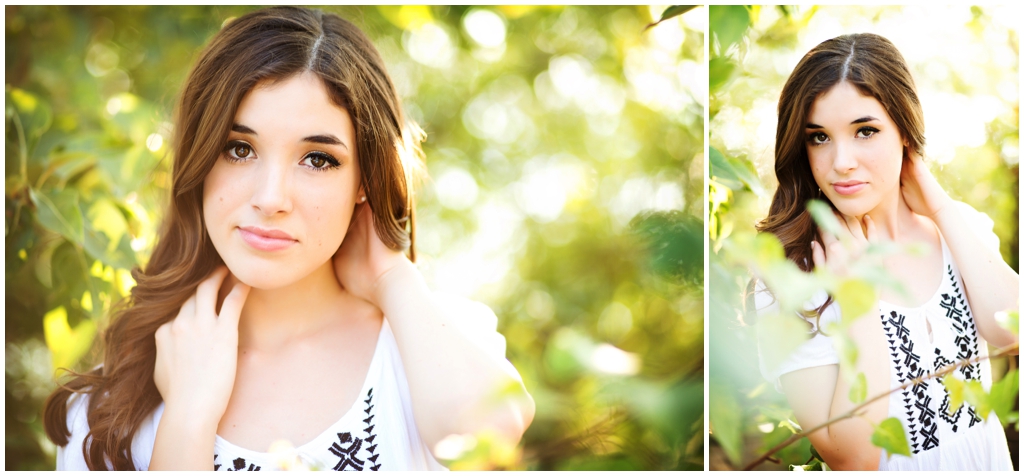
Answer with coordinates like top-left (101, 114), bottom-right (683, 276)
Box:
top-left (5, 5), bottom-right (704, 470)
top-left (708, 5), bottom-right (1019, 471)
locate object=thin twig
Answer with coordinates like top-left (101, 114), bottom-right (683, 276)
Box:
top-left (741, 342), bottom-right (1019, 470)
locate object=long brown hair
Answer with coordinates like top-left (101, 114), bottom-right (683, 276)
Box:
top-left (755, 33), bottom-right (925, 315)
top-left (43, 7), bottom-right (423, 469)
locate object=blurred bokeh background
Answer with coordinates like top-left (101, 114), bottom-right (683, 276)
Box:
top-left (708, 5), bottom-right (1019, 470)
top-left (5, 5), bottom-right (704, 470)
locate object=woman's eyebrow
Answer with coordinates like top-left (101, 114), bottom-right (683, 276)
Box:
top-left (851, 116), bottom-right (879, 124)
top-left (302, 134), bottom-right (348, 150)
top-left (232, 123), bottom-right (257, 135)
top-left (806, 123), bottom-right (823, 129)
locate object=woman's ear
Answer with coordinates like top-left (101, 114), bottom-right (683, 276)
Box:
top-left (357, 186), bottom-right (367, 204)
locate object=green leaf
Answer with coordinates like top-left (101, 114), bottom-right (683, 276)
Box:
top-left (806, 200), bottom-right (844, 237)
top-left (833, 332), bottom-right (858, 377)
top-left (756, 312), bottom-right (811, 373)
top-left (849, 372), bottom-right (867, 403)
top-left (709, 57), bottom-right (737, 93)
top-left (833, 278), bottom-right (876, 324)
top-left (710, 5), bottom-right (751, 54)
top-left (29, 187), bottom-right (84, 244)
top-left (645, 5), bottom-right (700, 30)
top-left (871, 417), bottom-right (911, 458)
top-left (989, 369), bottom-right (1018, 424)
top-left (995, 309), bottom-right (1018, 337)
top-left (43, 306), bottom-right (97, 372)
top-left (963, 380), bottom-right (993, 420)
top-left (941, 375), bottom-right (966, 416)
top-left (709, 147), bottom-right (765, 195)
top-left (709, 382), bottom-right (743, 465)
top-left (6, 87), bottom-right (53, 140)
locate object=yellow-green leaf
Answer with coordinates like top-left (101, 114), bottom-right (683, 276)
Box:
top-left (990, 369), bottom-right (1018, 423)
top-left (756, 313), bottom-right (811, 373)
top-left (42, 306), bottom-right (97, 372)
top-left (30, 188), bottom-right (85, 244)
top-left (963, 380), bottom-right (993, 420)
top-left (941, 375), bottom-right (966, 416)
top-left (849, 372), bottom-right (867, 403)
top-left (806, 200), bottom-right (844, 238)
top-left (834, 278), bottom-right (876, 324)
top-left (871, 417), bottom-right (910, 458)
top-left (995, 309), bottom-right (1018, 337)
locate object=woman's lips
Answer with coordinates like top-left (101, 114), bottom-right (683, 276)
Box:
top-left (238, 226), bottom-right (297, 251)
top-left (832, 181), bottom-right (866, 196)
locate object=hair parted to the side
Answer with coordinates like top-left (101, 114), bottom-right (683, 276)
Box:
top-left (754, 33), bottom-right (925, 318)
top-left (43, 7), bottom-right (423, 469)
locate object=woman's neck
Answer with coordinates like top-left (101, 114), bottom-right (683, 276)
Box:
top-left (224, 261), bottom-right (350, 352)
top-left (863, 188), bottom-right (921, 242)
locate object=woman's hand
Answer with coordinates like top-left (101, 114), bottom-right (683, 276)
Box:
top-left (333, 202), bottom-right (410, 306)
top-left (811, 212), bottom-right (878, 277)
top-left (900, 151), bottom-right (953, 219)
top-left (153, 266), bottom-right (251, 425)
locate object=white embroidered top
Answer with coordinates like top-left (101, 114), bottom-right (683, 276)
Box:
top-left (57, 294), bottom-right (521, 471)
top-left (755, 202), bottom-right (1013, 471)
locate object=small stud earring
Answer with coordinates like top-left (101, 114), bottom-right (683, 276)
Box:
top-left (359, 196), bottom-right (366, 203)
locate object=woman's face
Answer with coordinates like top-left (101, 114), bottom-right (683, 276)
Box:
top-left (805, 81), bottom-right (905, 217)
top-left (203, 72), bottom-right (361, 289)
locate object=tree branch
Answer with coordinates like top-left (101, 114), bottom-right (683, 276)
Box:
top-left (741, 342), bottom-right (1019, 471)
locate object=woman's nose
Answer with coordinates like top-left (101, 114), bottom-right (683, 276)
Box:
top-left (832, 140), bottom-right (858, 173)
top-left (250, 161), bottom-right (292, 216)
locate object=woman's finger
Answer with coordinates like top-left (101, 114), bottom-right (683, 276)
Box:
top-left (811, 240), bottom-right (825, 270)
top-left (177, 294), bottom-right (197, 322)
top-left (843, 213), bottom-right (866, 243)
top-left (863, 215), bottom-right (878, 244)
top-left (218, 282), bottom-right (251, 327)
top-left (196, 266), bottom-right (230, 318)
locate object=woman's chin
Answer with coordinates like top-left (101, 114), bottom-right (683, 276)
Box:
top-left (224, 263), bottom-right (308, 291)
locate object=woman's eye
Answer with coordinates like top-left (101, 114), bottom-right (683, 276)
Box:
top-left (302, 152), bottom-right (340, 171)
top-left (232, 144), bottom-right (252, 157)
top-left (856, 127), bottom-right (879, 139)
top-left (807, 132), bottom-right (829, 145)
top-left (223, 141), bottom-right (254, 161)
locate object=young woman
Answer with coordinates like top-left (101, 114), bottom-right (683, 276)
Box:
top-left (44, 7), bottom-right (534, 470)
top-left (754, 33), bottom-right (1017, 470)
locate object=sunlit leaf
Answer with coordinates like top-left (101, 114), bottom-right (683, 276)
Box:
top-left (941, 375), bottom-right (966, 416)
top-left (756, 312), bottom-right (811, 373)
top-left (709, 57), bottom-right (737, 93)
top-left (871, 417), bottom-right (911, 458)
top-left (832, 332), bottom-right (858, 378)
top-left (710, 5), bottom-right (751, 54)
top-left (963, 380), bottom-right (993, 420)
top-left (833, 278), bottom-right (876, 324)
top-left (806, 200), bottom-right (844, 238)
top-left (849, 372), bottom-right (867, 404)
top-left (7, 87), bottom-right (53, 140)
top-left (989, 369), bottom-right (1017, 424)
top-left (710, 382), bottom-right (743, 465)
top-left (994, 309), bottom-right (1018, 337)
top-left (644, 5), bottom-right (699, 30)
top-left (29, 187), bottom-right (84, 244)
top-left (709, 147), bottom-right (764, 195)
top-left (42, 306), bottom-right (97, 372)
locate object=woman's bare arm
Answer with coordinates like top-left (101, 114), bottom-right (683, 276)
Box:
top-left (333, 205), bottom-right (534, 453)
top-left (901, 153), bottom-right (1018, 350)
top-left (779, 304), bottom-right (890, 471)
top-left (375, 262), bottom-right (535, 450)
